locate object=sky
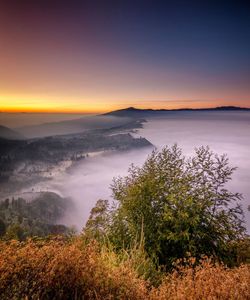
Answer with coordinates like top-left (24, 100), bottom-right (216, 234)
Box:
top-left (0, 0), bottom-right (250, 113)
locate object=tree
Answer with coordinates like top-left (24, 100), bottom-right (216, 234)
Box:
top-left (86, 145), bottom-right (246, 268)
top-left (84, 199), bottom-right (110, 240)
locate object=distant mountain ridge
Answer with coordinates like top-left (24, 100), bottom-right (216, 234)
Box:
top-left (104, 106), bottom-right (250, 117)
top-left (15, 115), bottom-right (133, 139)
top-left (2, 106), bottom-right (249, 138)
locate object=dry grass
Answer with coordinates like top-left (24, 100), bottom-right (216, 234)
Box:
top-left (0, 238), bottom-right (148, 300)
top-left (150, 257), bottom-right (250, 300)
top-left (0, 238), bottom-right (249, 300)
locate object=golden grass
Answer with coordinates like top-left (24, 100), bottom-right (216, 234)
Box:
top-left (0, 238), bottom-right (148, 300)
top-left (0, 238), bottom-right (249, 300)
top-left (150, 257), bottom-right (250, 300)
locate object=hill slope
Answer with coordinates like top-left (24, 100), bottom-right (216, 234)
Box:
top-left (0, 125), bottom-right (25, 140)
top-left (15, 115), bottom-right (133, 138)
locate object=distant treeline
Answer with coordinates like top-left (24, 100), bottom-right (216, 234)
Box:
top-left (0, 129), bottom-right (151, 184)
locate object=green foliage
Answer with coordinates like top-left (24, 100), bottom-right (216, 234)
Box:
top-left (85, 145), bottom-right (246, 268)
top-left (229, 237), bottom-right (250, 265)
top-left (4, 223), bottom-right (24, 240)
top-left (84, 199), bottom-right (111, 241)
top-left (0, 192), bottom-right (70, 240)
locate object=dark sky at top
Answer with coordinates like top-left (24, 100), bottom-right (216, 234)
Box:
top-left (0, 0), bottom-right (250, 112)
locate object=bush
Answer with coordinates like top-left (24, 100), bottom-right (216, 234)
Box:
top-left (85, 145), bottom-right (246, 268)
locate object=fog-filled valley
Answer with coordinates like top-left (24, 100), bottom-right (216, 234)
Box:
top-left (0, 110), bottom-right (250, 233)
top-left (39, 111), bottom-right (250, 231)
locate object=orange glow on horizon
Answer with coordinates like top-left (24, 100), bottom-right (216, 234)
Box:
top-left (0, 106), bottom-right (103, 114)
top-left (2, 103), bottom-right (250, 114)
top-left (0, 95), bottom-right (112, 114)
top-left (1, 95), bottom-right (250, 114)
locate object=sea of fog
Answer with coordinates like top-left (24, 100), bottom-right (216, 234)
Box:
top-left (46, 111), bottom-right (250, 231)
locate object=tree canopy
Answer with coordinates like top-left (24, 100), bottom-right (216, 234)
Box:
top-left (84, 145), bottom-right (246, 267)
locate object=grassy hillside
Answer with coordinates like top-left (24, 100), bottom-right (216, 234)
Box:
top-left (0, 237), bottom-right (249, 300)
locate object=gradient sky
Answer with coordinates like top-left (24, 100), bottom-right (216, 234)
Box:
top-left (0, 0), bottom-right (250, 113)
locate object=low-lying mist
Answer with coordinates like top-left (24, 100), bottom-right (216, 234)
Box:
top-left (47, 148), bottom-right (151, 229)
top-left (47, 111), bottom-right (250, 231)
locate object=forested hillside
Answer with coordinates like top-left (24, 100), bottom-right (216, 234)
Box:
top-left (0, 192), bottom-right (71, 240)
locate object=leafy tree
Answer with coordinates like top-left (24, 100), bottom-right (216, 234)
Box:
top-left (86, 145), bottom-right (246, 268)
top-left (84, 199), bottom-right (110, 240)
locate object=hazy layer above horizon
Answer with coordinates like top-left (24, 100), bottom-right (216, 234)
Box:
top-left (0, 113), bottom-right (95, 128)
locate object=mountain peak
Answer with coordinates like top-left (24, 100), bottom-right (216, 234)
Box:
top-left (125, 107), bottom-right (137, 110)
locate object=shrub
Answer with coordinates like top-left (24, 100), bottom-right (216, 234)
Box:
top-left (86, 145), bottom-right (246, 268)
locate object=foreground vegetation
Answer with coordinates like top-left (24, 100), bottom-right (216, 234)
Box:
top-left (85, 145), bottom-right (247, 268)
top-left (1, 145), bottom-right (250, 299)
top-left (0, 237), bottom-right (249, 300)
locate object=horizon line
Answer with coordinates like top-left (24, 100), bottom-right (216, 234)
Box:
top-left (1, 104), bottom-right (250, 114)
